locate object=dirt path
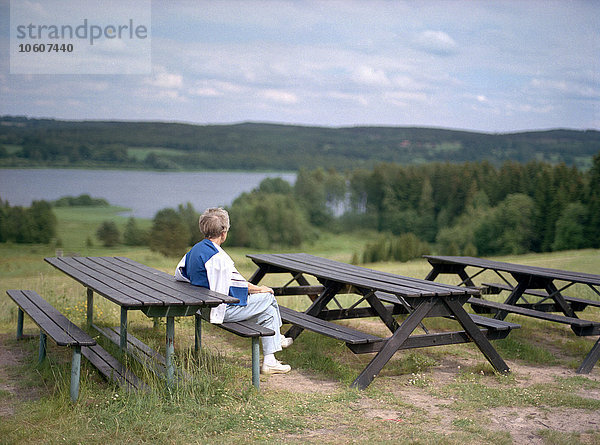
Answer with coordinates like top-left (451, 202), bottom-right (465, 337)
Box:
top-left (0, 333), bottom-right (43, 418)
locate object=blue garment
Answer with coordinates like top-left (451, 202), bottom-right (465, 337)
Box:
top-left (181, 239), bottom-right (248, 306)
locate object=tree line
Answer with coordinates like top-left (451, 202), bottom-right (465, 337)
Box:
top-left (135, 153), bottom-right (599, 261)
top-left (2, 116), bottom-right (599, 171)
top-left (4, 154), bottom-right (598, 265)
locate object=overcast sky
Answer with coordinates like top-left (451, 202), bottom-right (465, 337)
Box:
top-left (1, 0), bottom-right (598, 132)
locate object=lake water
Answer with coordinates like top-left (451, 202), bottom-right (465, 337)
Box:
top-left (0, 169), bottom-right (296, 219)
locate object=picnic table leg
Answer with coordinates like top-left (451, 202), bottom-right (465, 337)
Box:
top-left (70, 345), bottom-right (81, 402)
top-left (166, 316), bottom-right (175, 387)
top-left (424, 267), bottom-right (440, 281)
top-left (351, 298), bottom-right (436, 390)
top-left (577, 337), bottom-right (600, 374)
top-left (252, 337), bottom-right (260, 389)
top-left (194, 313), bottom-right (202, 353)
top-left (285, 282), bottom-right (343, 339)
top-left (362, 290), bottom-right (399, 333)
top-left (119, 307), bottom-right (128, 351)
top-left (445, 297), bottom-right (509, 373)
top-left (16, 308), bottom-right (24, 340)
top-left (86, 288), bottom-right (94, 327)
top-left (545, 282), bottom-right (576, 318)
top-left (495, 281), bottom-right (528, 320)
top-left (38, 330), bottom-right (47, 363)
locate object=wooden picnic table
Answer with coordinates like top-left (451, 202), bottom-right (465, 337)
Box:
top-left (423, 255), bottom-right (600, 373)
top-left (45, 256), bottom-right (238, 386)
top-left (247, 253), bottom-right (519, 389)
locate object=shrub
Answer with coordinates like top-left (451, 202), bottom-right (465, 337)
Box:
top-left (149, 208), bottom-right (190, 257)
top-left (96, 220), bottom-right (120, 247)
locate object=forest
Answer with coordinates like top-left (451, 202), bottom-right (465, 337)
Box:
top-left (1, 116), bottom-right (599, 170)
top-left (87, 154), bottom-right (599, 263)
top-left (3, 154), bottom-right (599, 262)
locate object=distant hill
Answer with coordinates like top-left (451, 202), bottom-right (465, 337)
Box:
top-left (1, 116), bottom-right (598, 171)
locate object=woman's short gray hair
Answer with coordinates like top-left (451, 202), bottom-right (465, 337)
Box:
top-left (199, 208), bottom-right (230, 239)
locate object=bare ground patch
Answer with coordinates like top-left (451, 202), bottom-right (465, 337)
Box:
top-left (0, 333), bottom-right (43, 418)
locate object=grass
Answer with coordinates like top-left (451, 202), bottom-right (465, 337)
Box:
top-left (1, 206), bottom-right (600, 444)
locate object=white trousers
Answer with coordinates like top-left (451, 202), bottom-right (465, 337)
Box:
top-left (223, 292), bottom-right (283, 356)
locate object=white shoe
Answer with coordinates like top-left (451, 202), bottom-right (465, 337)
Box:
top-left (281, 337), bottom-right (294, 348)
top-left (261, 360), bottom-right (291, 375)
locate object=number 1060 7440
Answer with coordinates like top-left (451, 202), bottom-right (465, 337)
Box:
top-left (18, 43), bottom-right (74, 53)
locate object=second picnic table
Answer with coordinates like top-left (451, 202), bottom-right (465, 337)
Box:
top-left (247, 253), bottom-right (519, 389)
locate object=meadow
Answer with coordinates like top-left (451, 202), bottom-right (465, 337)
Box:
top-left (0, 206), bottom-right (599, 444)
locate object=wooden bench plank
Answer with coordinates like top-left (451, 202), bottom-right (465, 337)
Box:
top-left (6, 290), bottom-right (95, 346)
top-left (279, 306), bottom-right (382, 345)
top-left (45, 257), bottom-right (144, 307)
top-left (375, 290), bottom-right (519, 331)
top-left (468, 297), bottom-right (600, 329)
top-left (81, 343), bottom-right (148, 391)
top-left (483, 282), bottom-right (600, 310)
top-left (425, 255), bottom-right (600, 286)
top-left (249, 254), bottom-right (474, 298)
top-left (114, 257), bottom-right (230, 305)
top-left (289, 253), bottom-right (479, 296)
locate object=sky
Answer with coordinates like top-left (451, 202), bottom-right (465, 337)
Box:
top-left (1, 0), bottom-right (599, 133)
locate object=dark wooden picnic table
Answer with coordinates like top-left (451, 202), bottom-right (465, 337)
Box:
top-left (424, 255), bottom-right (600, 373)
top-left (247, 253), bottom-right (519, 389)
top-left (45, 256), bottom-right (238, 386)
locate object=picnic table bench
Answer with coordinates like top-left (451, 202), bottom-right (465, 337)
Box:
top-left (424, 255), bottom-right (600, 373)
top-left (247, 253), bottom-right (519, 389)
top-left (6, 290), bottom-right (97, 402)
top-left (44, 256), bottom-right (277, 389)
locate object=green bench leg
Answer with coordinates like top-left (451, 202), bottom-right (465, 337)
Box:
top-left (252, 337), bottom-right (260, 389)
top-left (195, 314), bottom-right (202, 353)
top-left (38, 331), bottom-right (47, 363)
top-left (16, 308), bottom-right (24, 340)
top-left (70, 346), bottom-right (81, 402)
top-left (166, 316), bottom-right (175, 388)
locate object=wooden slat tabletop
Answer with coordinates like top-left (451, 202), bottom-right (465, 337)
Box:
top-left (248, 253), bottom-right (477, 298)
top-left (424, 255), bottom-right (600, 285)
top-left (45, 257), bottom-right (236, 308)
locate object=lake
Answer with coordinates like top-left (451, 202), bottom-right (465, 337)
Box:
top-left (0, 169), bottom-right (296, 219)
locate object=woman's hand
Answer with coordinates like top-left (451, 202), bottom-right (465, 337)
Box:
top-left (248, 283), bottom-right (274, 294)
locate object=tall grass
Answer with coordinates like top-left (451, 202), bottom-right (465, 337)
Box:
top-left (2, 206), bottom-right (600, 444)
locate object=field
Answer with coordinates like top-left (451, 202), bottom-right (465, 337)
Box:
top-left (0, 207), bottom-right (599, 444)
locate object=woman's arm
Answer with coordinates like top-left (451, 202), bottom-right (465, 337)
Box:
top-left (248, 282), bottom-right (274, 294)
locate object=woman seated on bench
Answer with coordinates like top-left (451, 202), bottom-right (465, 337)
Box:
top-left (175, 207), bottom-right (292, 375)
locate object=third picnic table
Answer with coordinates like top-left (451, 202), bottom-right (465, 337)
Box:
top-left (423, 255), bottom-right (600, 373)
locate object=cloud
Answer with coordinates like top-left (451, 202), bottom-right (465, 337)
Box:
top-left (529, 78), bottom-right (600, 100)
top-left (261, 89), bottom-right (298, 104)
top-left (352, 65), bottom-right (390, 87)
top-left (413, 30), bottom-right (458, 56)
top-left (144, 69), bottom-right (183, 89)
top-left (189, 80), bottom-right (246, 97)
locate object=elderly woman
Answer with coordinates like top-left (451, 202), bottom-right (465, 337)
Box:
top-left (175, 208), bottom-right (292, 374)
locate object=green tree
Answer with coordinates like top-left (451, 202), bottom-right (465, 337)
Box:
top-left (96, 221), bottom-right (120, 247)
top-left (227, 193), bottom-right (312, 249)
top-left (475, 193), bottom-right (537, 255)
top-left (123, 217), bottom-right (147, 246)
top-left (28, 200), bottom-right (57, 243)
top-left (552, 202), bottom-right (589, 251)
top-left (177, 203), bottom-right (200, 246)
top-left (586, 152), bottom-right (600, 247)
top-left (149, 208), bottom-right (190, 257)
